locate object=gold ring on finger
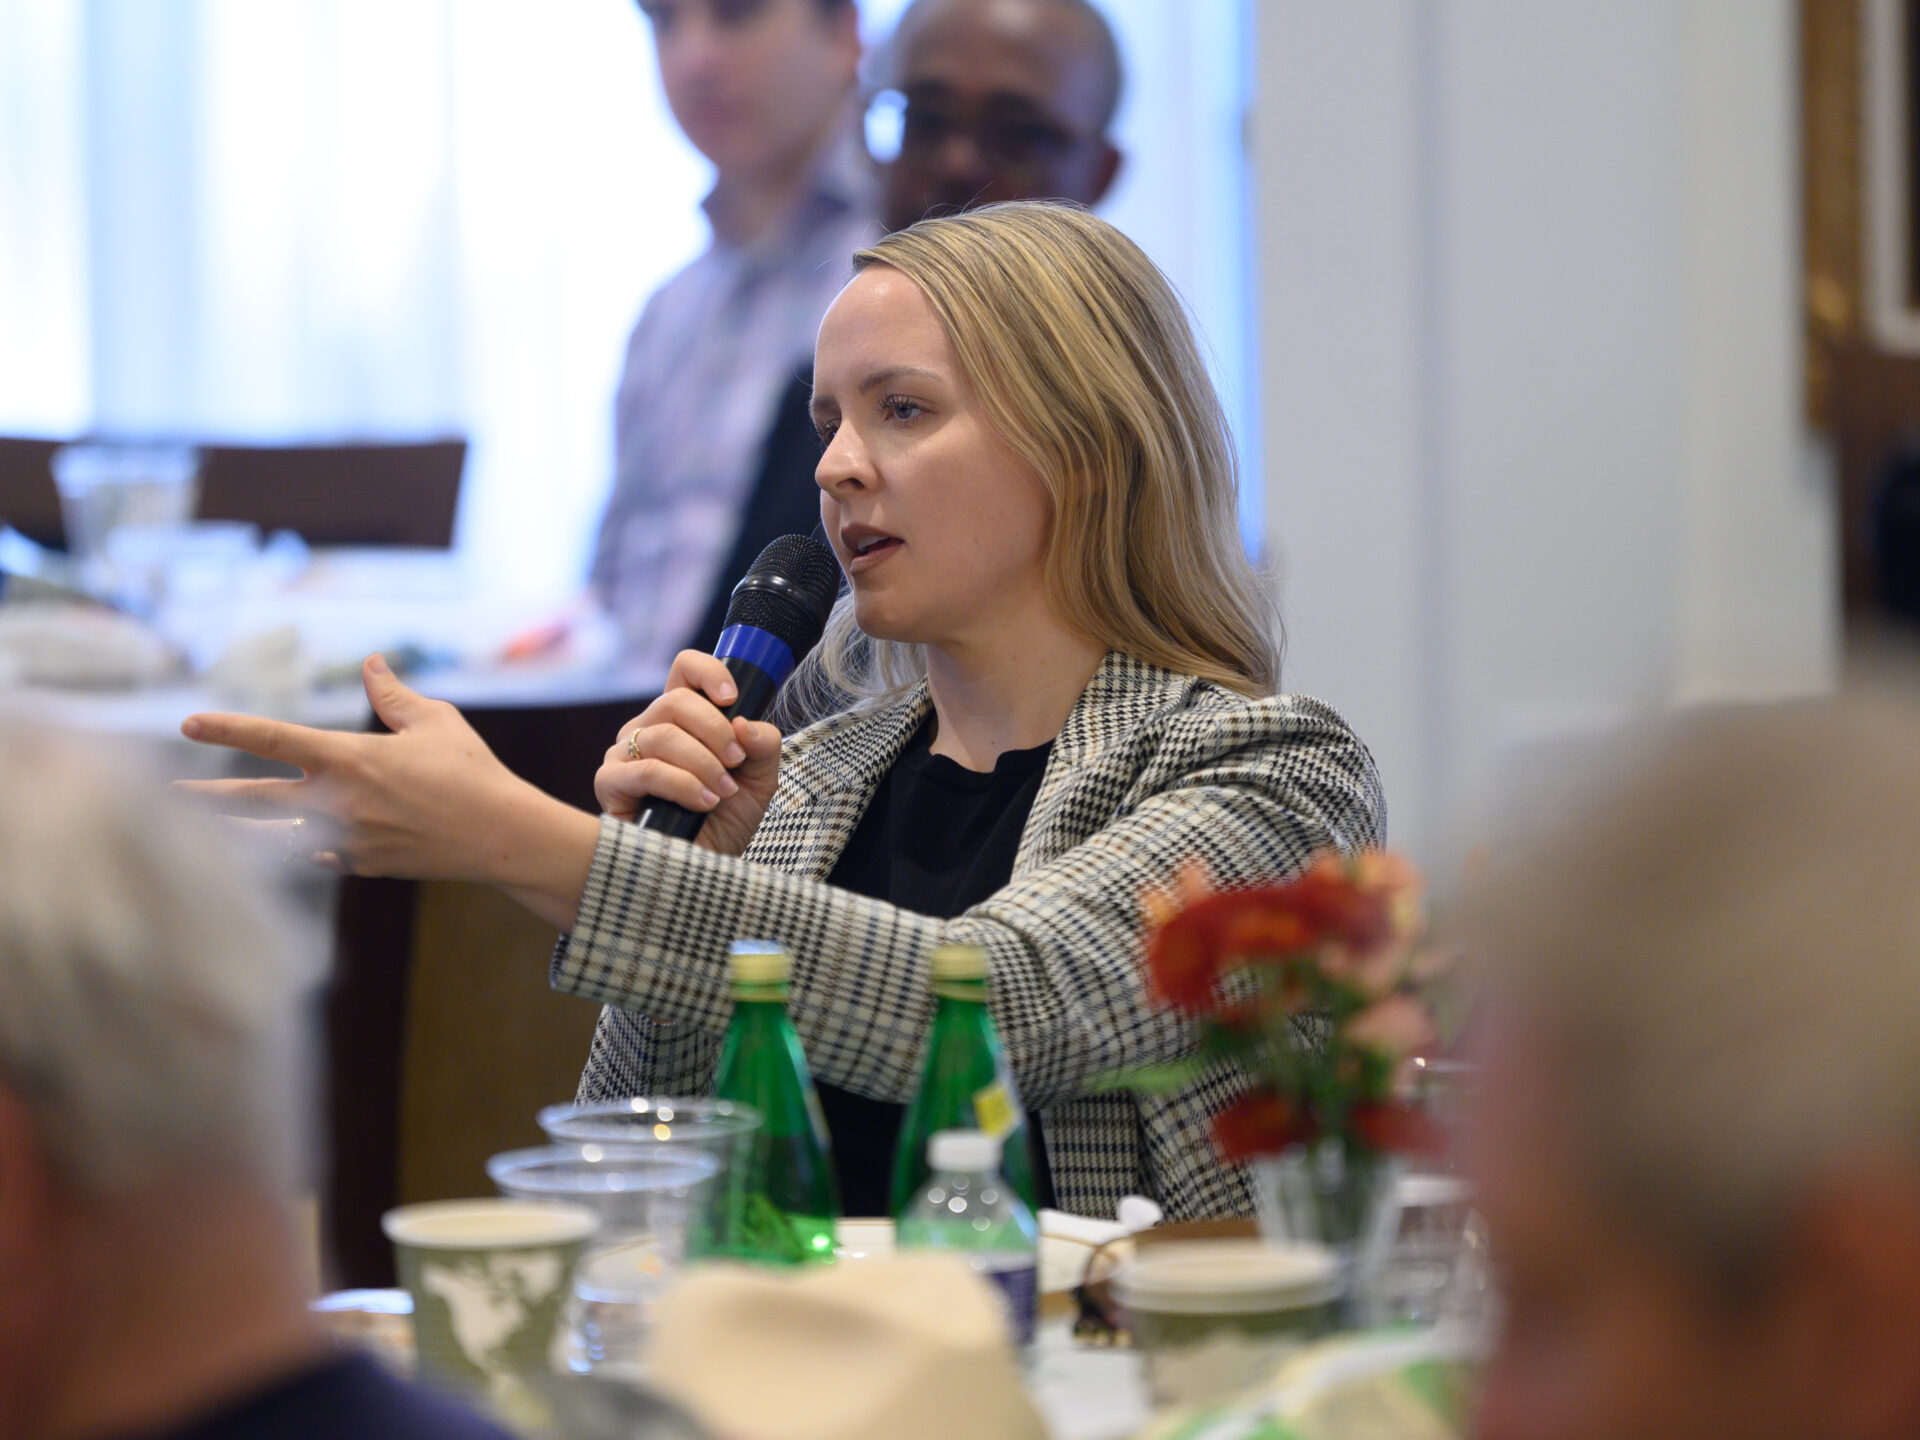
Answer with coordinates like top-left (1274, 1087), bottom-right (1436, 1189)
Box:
top-left (625, 729), bottom-right (643, 762)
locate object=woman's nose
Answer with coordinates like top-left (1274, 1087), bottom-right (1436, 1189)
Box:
top-left (816, 428), bottom-right (873, 495)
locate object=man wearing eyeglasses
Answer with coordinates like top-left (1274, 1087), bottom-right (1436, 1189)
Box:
top-left (873, 0), bottom-right (1123, 235)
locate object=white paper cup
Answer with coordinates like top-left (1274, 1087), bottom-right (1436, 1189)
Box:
top-left (383, 1198), bottom-right (597, 1395)
top-left (1116, 1240), bottom-right (1342, 1407)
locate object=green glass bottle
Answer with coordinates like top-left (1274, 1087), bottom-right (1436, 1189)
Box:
top-left (889, 944), bottom-right (1043, 1216)
top-left (709, 941), bottom-right (840, 1265)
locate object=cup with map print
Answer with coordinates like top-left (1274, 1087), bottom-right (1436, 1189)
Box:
top-left (383, 1198), bottom-right (599, 1404)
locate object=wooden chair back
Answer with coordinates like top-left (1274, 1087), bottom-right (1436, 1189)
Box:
top-left (195, 438), bottom-right (466, 547)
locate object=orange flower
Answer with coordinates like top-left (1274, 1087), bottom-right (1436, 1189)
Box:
top-left (1352, 850), bottom-right (1423, 913)
top-left (1140, 859), bottom-right (1215, 931)
top-left (1142, 886), bottom-right (1318, 1011)
top-left (1348, 1100), bottom-right (1450, 1159)
top-left (1130, 846), bottom-right (1456, 1164)
top-left (1319, 935), bottom-right (1415, 999)
top-left (1141, 851), bottom-right (1423, 1011)
top-left (1345, 994), bottom-right (1439, 1061)
top-left (1211, 1088), bottom-right (1318, 1162)
top-left (1280, 855), bottom-right (1391, 950)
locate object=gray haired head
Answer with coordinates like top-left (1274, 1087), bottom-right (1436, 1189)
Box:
top-left (0, 718), bottom-right (323, 1196)
top-left (1464, 677), bottom-right (1920, 1289)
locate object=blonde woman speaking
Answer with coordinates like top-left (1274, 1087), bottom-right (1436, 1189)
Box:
top-left (182, 202), bottom-right (1385, 1220)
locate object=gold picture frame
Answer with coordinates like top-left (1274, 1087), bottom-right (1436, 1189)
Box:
top-left (1802, 0), bottom-right (1866, 429)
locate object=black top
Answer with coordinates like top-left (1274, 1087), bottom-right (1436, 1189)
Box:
top-left (819, 717), bottom-right (1059, 1217)
top-left (121, 1354), bottom-right (514, 1440)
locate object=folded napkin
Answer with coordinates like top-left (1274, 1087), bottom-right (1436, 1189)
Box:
top-left (1039, 1208), bottom-right (1133, 1248)
top-left (647, 1254), bottom-right (1049, 1440)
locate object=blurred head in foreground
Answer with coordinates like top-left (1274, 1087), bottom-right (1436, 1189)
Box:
top-left (1465, 687), bottom-right (1920, 1440)
top-left (877, 0), bottom-right (1123, 233)
top-left (0, 721), bottom-right (329, 1438)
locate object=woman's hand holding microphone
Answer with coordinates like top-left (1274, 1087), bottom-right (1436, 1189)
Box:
top-left (597, 649), bottom-right (783, 859)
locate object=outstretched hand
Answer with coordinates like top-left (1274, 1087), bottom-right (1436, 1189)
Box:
top-left (175, 655), bottom-right (600, 927)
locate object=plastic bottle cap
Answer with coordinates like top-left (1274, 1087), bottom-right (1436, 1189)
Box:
top-left (727, 941), bottom-right (791, 987)
top-left (928, 1128), bottom-right (1002, 1172)
top-left (929, 944), bottom-right (989, 982)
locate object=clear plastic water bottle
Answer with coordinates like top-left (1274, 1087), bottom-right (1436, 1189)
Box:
top-left (896, 1129), bottom-right (1038, 1347)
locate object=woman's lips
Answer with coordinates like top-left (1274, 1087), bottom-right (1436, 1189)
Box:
top-left (846, 536), bottom-right (904, 575)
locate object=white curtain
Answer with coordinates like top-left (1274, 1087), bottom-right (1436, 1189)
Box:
top-left (2, 0), bottom-right (708, 602)
top-left (0, 2), bottom-right (92, 437)
top-left (0, 0), bottom-right (1250, 601)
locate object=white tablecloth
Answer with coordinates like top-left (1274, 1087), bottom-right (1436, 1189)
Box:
top-left (3, 547), bottom-right (663, 760)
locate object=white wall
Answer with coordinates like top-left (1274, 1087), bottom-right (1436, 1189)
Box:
top-left (0, 0), bottom-right (711, 604)
top-left (1253, 0), bottom-right (1837, 873)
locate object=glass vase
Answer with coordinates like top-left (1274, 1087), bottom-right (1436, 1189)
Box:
top-left (1250, 1138), bottom-right (1402, 1310)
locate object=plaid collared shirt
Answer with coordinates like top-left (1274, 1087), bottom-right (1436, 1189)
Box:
top-left (552, 653), bottom-right (1386, 1220)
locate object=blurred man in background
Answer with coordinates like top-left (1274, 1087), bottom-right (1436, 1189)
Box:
top-left (587, 0), bottom-right (1126, 667)
top-left (0, 723), bottom-right (510, 1440)
top-left (590, 0), bottom-right (871, 669)
top-left (1465, 689), bottom-right (1920, 1440)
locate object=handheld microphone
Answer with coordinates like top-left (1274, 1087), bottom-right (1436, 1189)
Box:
top-left (637, 533), bottom-right (842, 841)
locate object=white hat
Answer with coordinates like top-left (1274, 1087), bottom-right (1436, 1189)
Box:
top-left (646, 1254), bottom-right (1049, 1440)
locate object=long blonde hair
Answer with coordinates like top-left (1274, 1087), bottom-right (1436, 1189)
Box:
top-left (799, 201), bottom-right (1280, 709)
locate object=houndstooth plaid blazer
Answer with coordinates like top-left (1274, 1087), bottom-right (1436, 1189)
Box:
top-left (551, 652), bottom-right (1385, 1220)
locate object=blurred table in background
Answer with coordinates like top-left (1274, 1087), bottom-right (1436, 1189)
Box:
top-left (4, 546), bottom-right (660, 1287)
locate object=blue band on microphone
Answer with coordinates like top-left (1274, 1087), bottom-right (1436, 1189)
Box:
top-left (714, 624), bottom-right (796, 686)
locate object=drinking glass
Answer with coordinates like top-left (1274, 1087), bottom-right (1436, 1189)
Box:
top-left (1353, 1172), bottom-right (1478, 1326)
top-left (539, 1097), bottom-right (765, 1263)
top-left (1352, 1057), bottom-right (1487, 1328)
top-left (537, 1096), bottom-right (762, 1153)
top-left (494, 1107), bottom-right (759, 1380)
top-left (50, 444), bottom-right (199, 603)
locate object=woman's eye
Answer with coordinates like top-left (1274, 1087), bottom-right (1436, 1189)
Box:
top-left (814, 420), bottom-right (839, 445)
top-left (882, 395), bottom-right (923, 423)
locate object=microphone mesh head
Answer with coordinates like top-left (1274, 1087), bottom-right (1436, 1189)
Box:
top-left (723, 533), bottom-right (843, 659)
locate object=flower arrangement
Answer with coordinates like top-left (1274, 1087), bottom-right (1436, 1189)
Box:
top-left (1132, 850), bottom-right (1457, 1171)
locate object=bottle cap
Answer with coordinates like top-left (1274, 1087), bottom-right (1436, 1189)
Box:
top-left (727, 940), bottom-right (791, 987)
top-left (929, 944), bottom-right (988, 983)
top-left (928, 1128), bottom-right (1002, 1173)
